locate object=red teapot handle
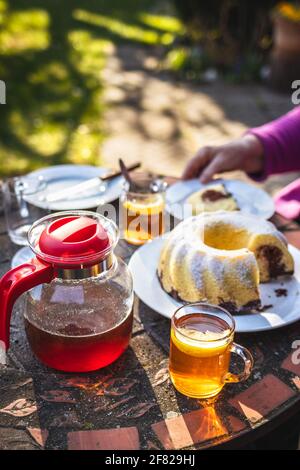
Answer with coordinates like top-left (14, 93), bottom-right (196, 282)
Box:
top-left (0, 258), bottom-right (54, 352)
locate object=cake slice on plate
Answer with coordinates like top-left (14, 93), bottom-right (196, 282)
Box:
top-left (187, 183), bottom-right (239, 215)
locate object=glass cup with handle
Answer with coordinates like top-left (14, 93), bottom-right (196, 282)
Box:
top-left (169, 303), bottom-right (253, 399)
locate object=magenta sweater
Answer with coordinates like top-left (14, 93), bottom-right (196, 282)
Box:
top-left (248, 106), bottom-right (300, 180)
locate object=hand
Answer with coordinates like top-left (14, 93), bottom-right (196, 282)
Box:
top-left (182, 134), bottom-right (264, 183)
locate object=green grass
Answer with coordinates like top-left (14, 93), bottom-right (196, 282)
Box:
top-left (0, 0), bottom-right (183, 176)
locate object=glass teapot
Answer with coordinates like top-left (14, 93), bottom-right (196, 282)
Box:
top-left (0, 211), bottom-right (134, 372)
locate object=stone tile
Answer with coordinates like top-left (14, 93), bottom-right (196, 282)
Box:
top-left (27, 428), bottom-right (49, 448)
top-left (229, 374), bottom-right (295, 425)
top-left (152, 407), bottom-right (227, 450)
top-left (152, 415), bottom-right (189, 450)
top-left (68, 427), bottom-right (140, 450)
top-left (227, 415), bottom-right (247, 434)
top-left (0, 427), bottom-right (39, 450)
top-left (281, 351), bottom-right (300, 376)
top-left (0, 369), bottom-right (40, 428)
top-left (292, 376), bottom-right (300, 390)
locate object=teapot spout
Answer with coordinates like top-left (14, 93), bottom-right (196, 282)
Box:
top-left (0, 258), bottom-right (54, 351)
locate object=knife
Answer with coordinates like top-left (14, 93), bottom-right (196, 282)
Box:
top-left (46, 162), bottom-right (141, 203)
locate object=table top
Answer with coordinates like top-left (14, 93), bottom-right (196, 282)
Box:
top-left (0, 193), bottom-right (300, 450)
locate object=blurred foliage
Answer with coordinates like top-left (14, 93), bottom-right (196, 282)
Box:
top-left (165, 46), bottom-right (211, 75)
top-left (138, 12), bottom-right (184, 34)
top-left (170, 0), bottom-right (277, 82)
top-left (275, 2), bottom-right (300, 22)
top-left (0, 0), bottom-right (282, 177)
top-left (0, 0), bottom-right (184, 176)
top-left (73, 9), bottom-right (176, 45)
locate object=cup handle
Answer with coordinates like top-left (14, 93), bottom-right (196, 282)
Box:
top-left (224, 342), bottom-right (254, 383)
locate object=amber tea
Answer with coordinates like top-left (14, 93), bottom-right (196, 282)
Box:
top-left (169, 304), bottom-right (253, 399)
top-left (121, 175), bottom-right (166, 245)
top-left (122, 195), bottom-right (165, 245)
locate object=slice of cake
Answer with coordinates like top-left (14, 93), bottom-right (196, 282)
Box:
top-left (187, 183), bottom-right (239, 215)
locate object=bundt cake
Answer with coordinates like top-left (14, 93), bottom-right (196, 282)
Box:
top-left (157, 211), bottom-right (294, 313)
top-left (187, 183), bottom-right (239, 215)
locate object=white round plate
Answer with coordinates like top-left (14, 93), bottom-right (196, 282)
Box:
top-left (24, 164), bottom-right (124, 211)
top-left (11, 246), bottom-right (34, 268)
top-left (128, 237), bottom-right (300, 333)
top-left (166, 179), bottom-right (275, 220)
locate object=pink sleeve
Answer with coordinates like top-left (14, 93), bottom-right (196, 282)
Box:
top-left (247, 106), bottom-right (300, 180)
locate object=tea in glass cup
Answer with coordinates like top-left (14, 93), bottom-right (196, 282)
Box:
top-left (169, 303), bottom-right (253, 399)
top-left (121, 174), bottom-right (167, 245)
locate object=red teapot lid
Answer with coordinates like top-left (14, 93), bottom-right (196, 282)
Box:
top-left (28, 211), bottom-right (117, 267)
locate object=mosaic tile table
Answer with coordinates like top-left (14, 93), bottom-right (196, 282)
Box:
top-left (0, 183), bottom-right (299, 450)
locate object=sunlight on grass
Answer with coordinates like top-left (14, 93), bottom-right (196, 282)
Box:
top-left (66, 117), bottom-right (104, 165)
top-left (7, 44), bottom-right (108, 166)
top-left (138, 12), bottom-right (185, 35)
top-left (166, 48), bottom-right (190, 71)
top-left (67, 30), bottom-right (112, 164)
top-left (9, 108), bottom-right (68, 157)
top-left (68, 30), bottom-right (114, 77)
top-left (0, 1), bottom-right (183, 176)
top-left (10, 61), bottom-right (79, 158)
top-left (0, 0), bottom-right (7, 19)
top-left (73, 9), bottom-right (174, 45)
top-left (0, 144), bottom-right (35, 175)
top-left (0, 6), bottom-right (49, 54)
top-left (29, 61), bottom-right (73, 94)
top-left (0, 25), bottom-right (110, 174)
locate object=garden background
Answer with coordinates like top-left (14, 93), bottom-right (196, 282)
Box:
top-left (0, 0), bottom-right (299, 194)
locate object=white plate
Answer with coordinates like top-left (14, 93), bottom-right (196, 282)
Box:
top-left (24, 165), bottom-right (124, 211)
top-left (11, 246), bottom-right (34, 268)
top-left (128, 237), bottom-right (300, 333)
top-left (166, 179), bottom-right (275, 220)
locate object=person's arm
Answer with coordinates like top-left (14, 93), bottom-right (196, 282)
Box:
top-left (247, 106), bottom-right (300, 180)
top-left (183, 107), bottom-right (300, 183)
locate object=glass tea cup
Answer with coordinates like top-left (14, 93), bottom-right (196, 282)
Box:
top-left (3, 176), bottom-right (49, 246)
top-left (121, 173), bottom-right (167, 245)
top-left (169, 303), bottom-right (253, 399)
